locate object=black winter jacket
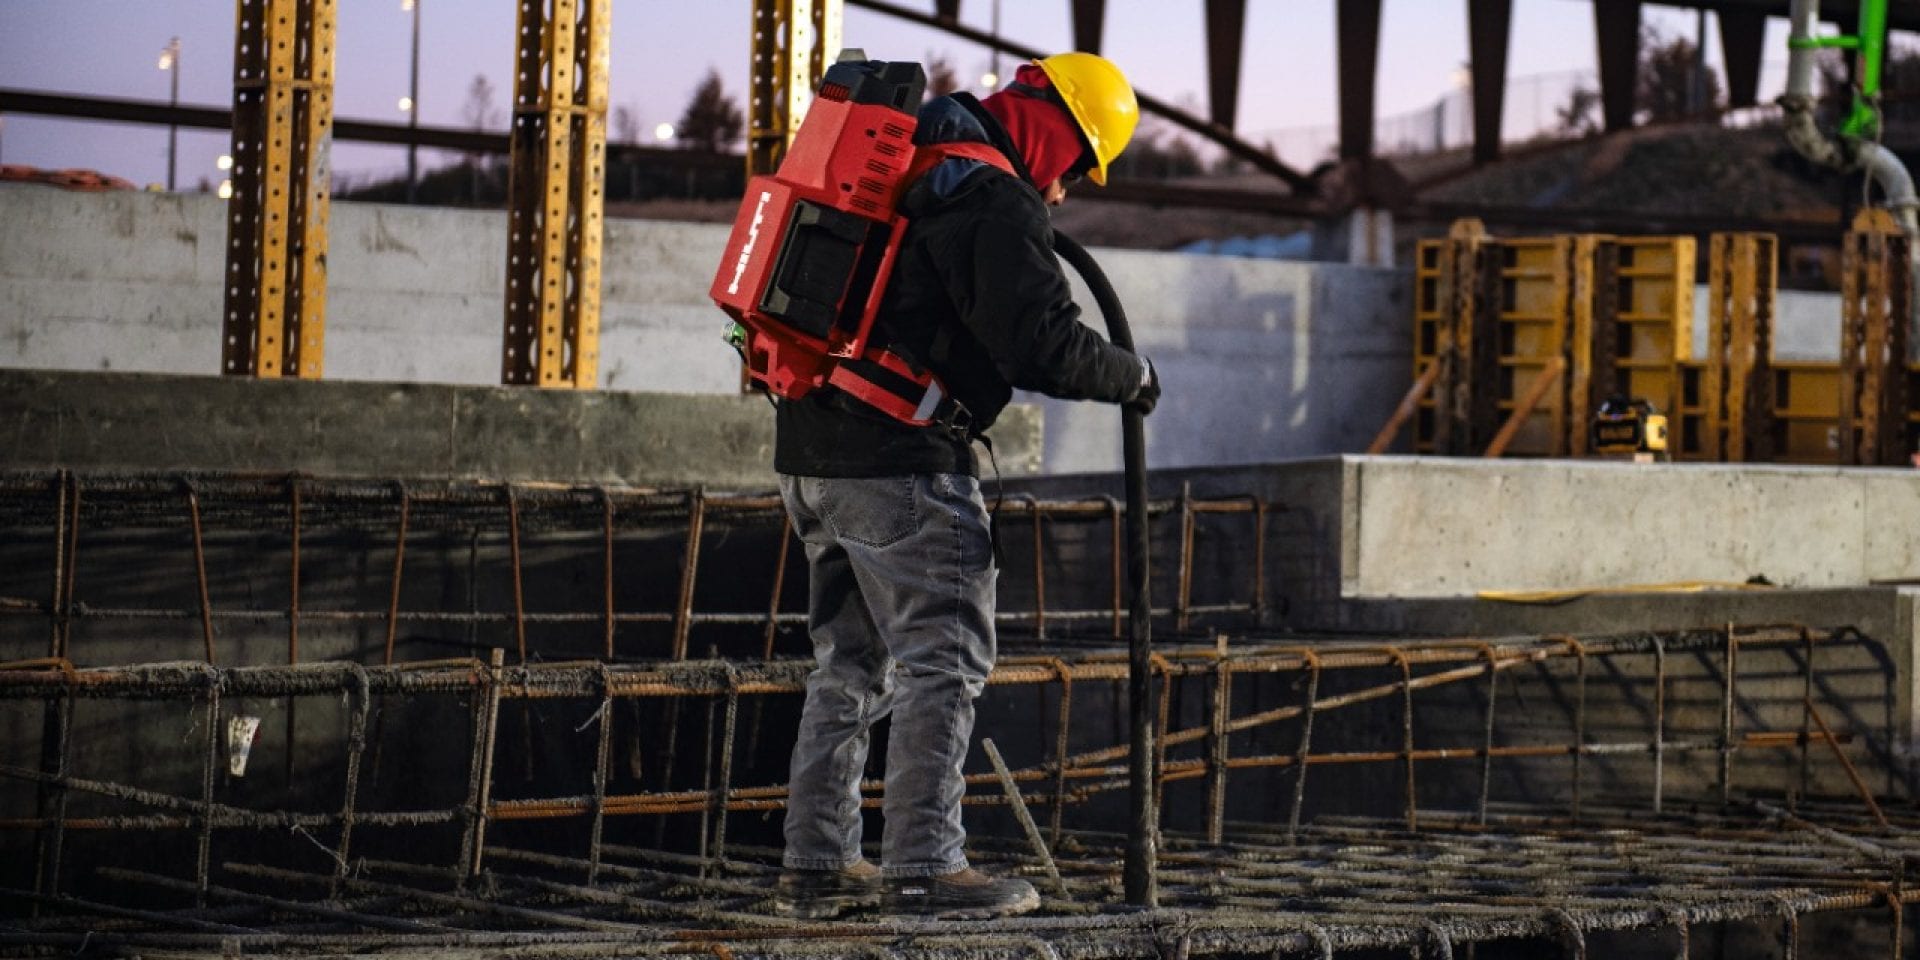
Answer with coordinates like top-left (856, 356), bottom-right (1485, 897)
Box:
top-left (773, 93), bottom-right (1143, 478)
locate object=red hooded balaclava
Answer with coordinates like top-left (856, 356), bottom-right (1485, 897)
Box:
top-left (979, 63), bottom-right (1089, 189)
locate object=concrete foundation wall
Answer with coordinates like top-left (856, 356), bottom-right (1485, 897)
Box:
top-left (0, 184), bottom-right (1410, 474)
top-left (1343, 456), bottom-right (1920, 597)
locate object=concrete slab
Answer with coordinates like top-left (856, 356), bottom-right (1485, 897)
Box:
top-left (0, 368), bottom-right (1044, 485)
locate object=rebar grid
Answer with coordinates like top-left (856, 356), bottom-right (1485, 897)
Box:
top-left (5, 806), bottom-right (1920, 959)
top-left (0, 471), bottom-right (1270, 665)
top-left (1, 623), bottom-right (1909, 956)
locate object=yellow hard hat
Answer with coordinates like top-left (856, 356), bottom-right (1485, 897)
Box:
top-left (1033, 52), bottom-right (1137, 186)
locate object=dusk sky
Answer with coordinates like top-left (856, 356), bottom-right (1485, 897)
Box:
top-left (0, 1), bottom-right (1786, 190)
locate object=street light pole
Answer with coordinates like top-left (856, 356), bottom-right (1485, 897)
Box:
top-left (160, 37), bottom-right (181, 191)
top-left (404, 0), bottom-right (421, 202)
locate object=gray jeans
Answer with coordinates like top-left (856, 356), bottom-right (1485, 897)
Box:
top-left (777, 472), bottom-right (997, 878)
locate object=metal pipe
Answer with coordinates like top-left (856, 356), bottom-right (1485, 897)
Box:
top-left (1783, 0), bottom-right (1920, 263)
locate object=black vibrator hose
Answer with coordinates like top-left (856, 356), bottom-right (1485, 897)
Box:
top-left (1051, 229), bottom-right (1156, 909)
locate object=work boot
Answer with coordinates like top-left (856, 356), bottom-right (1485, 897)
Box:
top-left (882, 866), bottom-right (1041, 919)
top-left (770, 859), bottom-right (883, 919)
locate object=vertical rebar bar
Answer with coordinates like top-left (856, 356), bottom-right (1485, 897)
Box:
top-left (332, 665), bottom-right (371, 894)
top-left (1720, 625), bottom-right (1737, 805)
top-left (1570, 638), bottom-right (1588, 822)
top-left (1477, 644), bottom-right (1500, 825)
top-left (1107, 496), bottom-right (1123, 640)
top-left (762, 516), bottom-right (791, 660)
top-left (196, 669), bottom-right (220, 904)
top-left (185, 485), bottom-right (217, 664)
top-left (709, 667), bottom-right (740, 871)
top-left (46, 471), bottom-right (67, 658)
top-left (747, 514), bottom-right (792, 763)
top-left (288, 479), bottom-right (302, 667)
top-left (1652, 634), bottom-right (1667, 815)
top-left (1251, 498), bottom-right (1267, 623)
top-left (56, 476), bottom-right (81, 660)
top-left (383, 487), bottom-right (411, 667)
top-left (462, 649), bottom-right (506, 884)
top-left (507, 487), bottom-right (528, 665)
top-left (601, 489), bottom-right (616, 661)
top-left (1799, 627), bottom-right (1815, 805)
top-left (1205, 658), bottom-right (1232, 844)
top-left (588, 663), bottom-right (613, 884)
top-left (31, 677), bottom-right (73, 904)
top-left (1030, 497), bottom-right (1047, 640)
top-left (672, 490), bottom-right (706, 661)
top-left (34, 473), bottom-right (73, 906)
top-left (1394, 648), bottom-right (1418, 830)
top-left (1049, 659), bottom-right (1073, 847)
top-left (1286, 651), bottom-right (1321, 844)
top-left (287, 478), bottom-right (302, 788)
top-left (1177, 484), bottom-right (1195, 634)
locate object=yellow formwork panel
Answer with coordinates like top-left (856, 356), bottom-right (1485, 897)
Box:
top-left (1610, 236), bottom-right (1694, 457)
top-left (1491, 237), bottom-right (1572, 457)
top-left (1411, 239), bottom-right (1445, 454)
top-left (1772, 361), bottom-right (1842, 463)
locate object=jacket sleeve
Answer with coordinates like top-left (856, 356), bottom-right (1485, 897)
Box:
top-left (931, 192), bottom-right (1143, 403)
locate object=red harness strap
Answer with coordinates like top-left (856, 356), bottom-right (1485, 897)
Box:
top-left (823, 141), bottom-right (1017, 435)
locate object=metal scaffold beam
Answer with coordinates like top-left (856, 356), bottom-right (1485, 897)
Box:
top-left (222, 0), bottom-right (336, 379)
top-left (747, 0), bottom-right (843, 177)
top-left (502, 0), bottom-right (610, 388)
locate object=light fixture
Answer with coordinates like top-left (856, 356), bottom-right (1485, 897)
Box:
top-left (980, 71), bottom-right (998, 90)
top-left (216, 154), bottom-right (233, 171)
top-left (217, 179), bottom-right (233, 200)
top-left (653, 122), bottom-right (675, 141)
top-left (398, 96), bottom-right (415, 113)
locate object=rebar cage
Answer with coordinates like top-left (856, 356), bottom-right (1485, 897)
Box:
top-left (1, 470), bottom-right (1913, 958)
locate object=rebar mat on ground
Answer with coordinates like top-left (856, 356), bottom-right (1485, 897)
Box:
top-left (5, 803), bottom-right (1919, 958)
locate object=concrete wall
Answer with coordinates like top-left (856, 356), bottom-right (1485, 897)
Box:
top-left (0, 184), bottom-right (1410, 474)
top-left (1342, 456), bottom-right (1920, 597)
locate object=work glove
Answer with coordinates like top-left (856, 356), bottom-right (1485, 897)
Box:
top-left (1125, 355), bottom-right (1160, 416)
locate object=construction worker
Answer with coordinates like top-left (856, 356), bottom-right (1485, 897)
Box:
top-left (772, 52), bottom-right (1159, 920)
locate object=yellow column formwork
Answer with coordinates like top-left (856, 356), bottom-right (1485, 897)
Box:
top-left (748, 0), bottom-right (843, 177)
top-left (502, 0), bottom-right (609, 388)
top-left (222, 0), bottom-right (335, 379)
top-left (1838, 208), bottom-right (1912, 465)
top-left (1699, 233), bottom-right (1777, 462)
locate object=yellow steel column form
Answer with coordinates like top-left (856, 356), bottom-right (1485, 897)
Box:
top-left (748, 0), bottom-right (842, 176)
top-left (503, 0), bottom-right (609, 388)
top-left (1839, 208), bottom-right (1912, 465)
top-left (1704, 233), bottom-right (1777, 462)
top-left (222, 0), bottom-right (335, 378)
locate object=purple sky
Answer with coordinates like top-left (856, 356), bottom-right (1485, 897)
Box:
top-left (0, 1), bottom-right (1778, 190)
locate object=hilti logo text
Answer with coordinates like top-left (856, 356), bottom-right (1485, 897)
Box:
top-left (727, 191), bottom-right (774, 296)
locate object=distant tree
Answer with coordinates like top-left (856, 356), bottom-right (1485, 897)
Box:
top-left (1638, 29), bottom-right (1720, 122)
top-left (925, 52), bottom-right (960, 100)
top-left (1107, 117), bottom-right (1206, 181)
top-left (1555, 85), bottom-right (1602, 136)
top-left (462, 74), bottom-right (501, 131)
top-left (678, 69), bottom-right (745, 153)
top-left (613, 104), bottom-right (641, 145)
top-left (460, 74), bottom-right (503, 201)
